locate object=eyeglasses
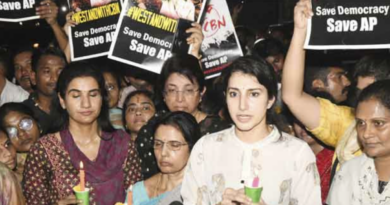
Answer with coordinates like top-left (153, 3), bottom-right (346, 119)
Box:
top-left (6, 118), bottom-right (34, 140)
top-left (153, 139), bottom-right (188, 151)
top-left (105, 84), bottom-right (115, 91)
top-left (164, 88), bottom-right (199, 98)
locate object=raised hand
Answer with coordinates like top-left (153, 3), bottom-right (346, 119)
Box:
top-left (294, 0), bottom-right (313, 31)
top-left (36, 0), bottom-right (59, 26)
top-left (186, 22), bottom-right (204, 59)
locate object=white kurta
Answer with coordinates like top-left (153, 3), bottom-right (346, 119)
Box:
top-left (0, 79), bottom-right (29, 106)
top-left (181, 126), bottom-right (322, 205)
top-left (327, 154), bottom-right (390, 205)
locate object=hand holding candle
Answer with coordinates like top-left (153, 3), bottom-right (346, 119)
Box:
top-left (80, 161), bottom-right (85, 191)
top-left (245, 176), bottom-right (263, 203)
top-left (125, 185), bottom-right (133, 205)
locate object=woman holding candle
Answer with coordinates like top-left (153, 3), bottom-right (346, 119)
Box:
top-left (128, 111), bottom-right (200, 205)
top-left (22, 62), bottom-right (142, 205)
top-left (181, 56), bottom-right (321, 205)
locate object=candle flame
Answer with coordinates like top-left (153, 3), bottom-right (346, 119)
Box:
top-left (80, 161), bottom-right (84, 169)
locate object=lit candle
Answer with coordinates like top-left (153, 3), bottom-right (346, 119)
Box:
top-left (80, 161), bottom-right (85, 191)
top-left (128, 185), bottom-right (133, 205)
top-left (252, 176), bottom-right (259, 188)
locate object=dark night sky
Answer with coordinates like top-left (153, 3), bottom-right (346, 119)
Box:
top-left (0, 0), bottom-right (294, 52)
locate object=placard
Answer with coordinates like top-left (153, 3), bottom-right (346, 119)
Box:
top-left (69, 0), bottom-right (121, 61)
top-left (200, 0), bottom-right (243, 79)
top-left (108, 0), bottom-right (206, 74)
top-left (0, 0), bottom-right (40, 22)
top-left (305, 0), bottom-right (390, 50)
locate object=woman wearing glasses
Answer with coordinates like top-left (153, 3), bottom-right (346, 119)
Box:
top-left (0, 102), bottom-right (41, 181)
top-left (22, 62), bottom-right (142, 205)
top-left (160, 54), bottom-right (230, 138)
top-left (129, 111), bottom-right (200, 205)
top-left (136, 54), bottom-right (230, 179)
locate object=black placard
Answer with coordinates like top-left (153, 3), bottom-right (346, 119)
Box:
top-left (0, 0), bottom-right (40, 22)
top-left (305, 0), bottom-right (390, 50)
top-left (108, 0), bottom-right (206, 74)
top-left (69, 1), bottom-right (121, 61)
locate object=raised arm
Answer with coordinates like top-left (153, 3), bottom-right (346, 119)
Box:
top-left (282, 0), bottom-right (320, 130)
top-left (36, 0), bottom-right (69, 51)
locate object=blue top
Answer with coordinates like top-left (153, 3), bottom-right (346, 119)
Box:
top-left (128, 181), bottom-right (168, 205)
top-left (109, 107), bottom-right (124, 130)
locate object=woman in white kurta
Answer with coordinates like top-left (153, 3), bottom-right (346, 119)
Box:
top-left (327, 80), bottom-right (390, 205)
top-left (181, 56), bottom-right (322, 205)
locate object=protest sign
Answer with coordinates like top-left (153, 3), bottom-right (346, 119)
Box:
top-left (69, 0), bottom-right (121, 61)
top-left (305, 0), bottom-right (390, 50)
top-left (108, 0), bottom-right (206, 74)
top-left (0, 0), bottom-right (40, 22)
top-left (200, 0), bottom-right (243, 79)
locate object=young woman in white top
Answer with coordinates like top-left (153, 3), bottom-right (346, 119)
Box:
top-left (181, 56), bottom-right (321, 205)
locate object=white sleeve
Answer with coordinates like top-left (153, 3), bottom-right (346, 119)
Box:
top-left (291, 144), bottom-right (322, 205)
top-left (181, 138), bottom-right (210, 205)
top-left (0, 81), bottom-right (29, 106)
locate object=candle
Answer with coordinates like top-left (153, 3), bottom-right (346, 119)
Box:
top-left (252, 176), bottom-right (259, 188)
top-left (128, 185), bottom-right (133, 205)
top-left (80, 161), bottom-right (85, 191)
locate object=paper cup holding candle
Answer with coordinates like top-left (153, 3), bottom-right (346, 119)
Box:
top-left (73, 185), bottom-right (90, 205)
top-left (244, 176), bottom-right (263, 203)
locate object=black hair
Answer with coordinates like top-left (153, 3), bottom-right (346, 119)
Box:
top-left (153, 111), bottom-right (201, 151)
top-left (99, 63), bottom-right (123, 89)
top-left (353, 54), bottom-right (390, 81)
top-left (356, 80), bottom-right (390, 111)
top-left (251, 38), bottom-right (286, 59)
top-left (304, 56), bottom-right (345, 91)
top-left (53, 61), bottom-right (115, 133)
top-left (304, 65), bottom-right (331, 93)
top-left (159, 54), bottom-right (205, 95)
top-left (235, 26), bottom-right (256, 54)
top-left (221, 56), bottom-right (278, 126)
top-left (0, 102), bottom-right (39, 132)
top-left (124, 64), bottom-right (158, 85)
top-left (31, 46), bottom-right (67, 72)
top-left (122, 90), bottom-right (155, 131)
top-left (0, 51), bottom-right (11, 78)
top-left (13, 46), bottom-right (34, 60)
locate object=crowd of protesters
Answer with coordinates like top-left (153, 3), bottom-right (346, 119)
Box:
top-left (1, 0), bottom-right (390, 204)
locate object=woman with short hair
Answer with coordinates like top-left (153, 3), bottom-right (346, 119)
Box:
top-left (129, 111), bottom-right (201, 205)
